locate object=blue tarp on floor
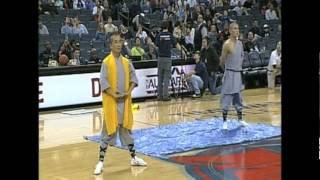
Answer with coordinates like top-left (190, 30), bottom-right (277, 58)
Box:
top-left (84, 118), bottom-right (281, 159)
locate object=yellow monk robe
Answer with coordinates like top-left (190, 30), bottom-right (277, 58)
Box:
top-left (102, 54), bottom-right (133, 135)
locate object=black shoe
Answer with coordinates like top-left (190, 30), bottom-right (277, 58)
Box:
top-left (162, 97), bottom-right (171, 101)
top-left (192, 94), bottom-right (201, 98)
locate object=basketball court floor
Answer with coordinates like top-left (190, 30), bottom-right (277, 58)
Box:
top-left (39, 88), bottom-right (281, 180)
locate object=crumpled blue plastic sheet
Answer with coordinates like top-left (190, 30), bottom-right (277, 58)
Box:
top-left (84, 118), bottom-right (281, 159)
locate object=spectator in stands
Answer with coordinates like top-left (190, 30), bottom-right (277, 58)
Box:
top-left (73, 0), bottom-right (85, 9)
top-left (194, 14), bottom-right (208, 51)
top-left (70, 40), bottom-right (80, 52)
top-left (249, 20), bottom-right (261, 36)
top-left (146, 43), bottom-right (158, 59)
top-left (54, 0), bottom-right (64, 10)
top-left (57, 39), bottom-right (73, 59)
top-left (61, 17), bottom-right (73, 35)
top-left (269, 0), bottom-right (280, 17)
top-left (40, 41), bottom-right (56, 67)
top-left (243, 0), bottom-right (254, 9)
top-left (101, 3), bottom-right (112, 22)
top-left (193, 4), bottom-right (201, 21)
top-left (69, 49), bottom-right (85, 65)
top-left (184, 4), bottom-right (194, 24)
top-left (39, 21), bottom-right (49, 35)
top-left (177, 3), bottom-right (185, 22)
top-left (267, 41), bottom-right (281, 88)
top-left (141, 0), bottom-right (152, 14)
top-left (173, 22), bottom-right (183, 44)
top-left (204, 8), bottom-right (212, 22)
top-left (132, 13), bottom-right (144, 31)
top-left (95, 22), bottom-right (106, 41)
top-left (93, 2), bottom-right (104, 22)
top-left (119, 24), bottom-right (132, 40)
top-left (41, 0), bottom-right (58, 15)
top-left (121, 40), bottom-right (132, 58)
top-left (261, 24), bottom-right (270, 38)
top-left (85, 0), bottom-right (95, 10)
top-left (103, 0), bottom-right (108, 8)
top-left (244, 31), bottom-right (260, 52)
top-left (135, 25), bottom-right (148, 42)
top-left (230, 0), bottom-right (240, 6)
top-left (39, 0), bottom-right (43, 14)
top-left (219, 10), bottom-right (232, 28)
top-left (131, 37), bottom-right (145, 59)
top-left (185, 51), bottom-right (208, 98)
top-left (185, 27), bottom-right (194, 51)
top-left (232, 1), bottom-right (249, 16)
top-left (129, 0), bottom-right (142, 21)
top-left (104, 16), bottom-right (118, 34)
top-left (207, 24), bottom-right (218, 46)
top-left (211, 15), bottom-right (222, 30)
top-left (265, 3), bottom-right (278, 20)
top-left (149, 0), bottom-right (158, 12)
top-left (219, 23), bottom-right (230, 41)
top-left (72, 18), bottom-right (89, 35)
top-left (215, 0), bottom-right (224, 7)
top-left (144, 36), bottom-right (157, 52)
top-left (63, 0), bottom-right (73, 10)
top-left (187, 0), bottom-right (197, 8)
top-left (200, 37), bottom-right (219, 95)
top-left (88, 48), bottom-right (102, 63)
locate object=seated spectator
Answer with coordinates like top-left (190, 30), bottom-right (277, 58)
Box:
top-left (145, 44), bottom-right (158, 60)
top-left (141, 0), bottom-right (152, 14)
top-left (41, 0), bottom-right (58, 15)
top-left (88, 48), bottom-right (102, 63)
top-left (265, 3), bottom-right (278, 20)
top-left (135, 24), bottom-right (148, 42)
top-left (61, 17), bottom-right (73, 35)
top-left (119, 24), bottom-right (132, 40)
top-left (244, 31), bottom-right (260, 52)
top-left (39, 41), bottom-right (56, 67)
top-left (70, 40), bottom-right (80, 52)
top-left (54, 0), bottom-right (64, 10)
top-left (145, 37), bottom-right (158, 59)
top-left (72, 18), bottom-right (89, 35)
top-left (39, 21), bottom-right (49, 35)
top-left (101, 4), bottom-right (112, 22)
top-left (131, 37), bottom-right (145, 59)
top-left (95, 22), bottom-right (106, 41)
top-left (185, 27), bottom-right (195, 52)
top-left (230, 0), bottom-right (240, 6)
top-left (85, 0), bottom-right (95, 10)
top-left (185, 51), bottom-right (208, 98)
top-left (104, 16), bottom-right (118, 34)
top-left (267, 41), bottom-right (281, 88)
top-left (207, 24), bottom-right (218, 46)
top-left (69, 49), bottom-right (85, 65)
top-left (204, 8), bottom-right (212, 23)
top-left (261, 24), bottom-right (271, 38)
top-left (73, 0), bottom-right (86, 10)
top-left (232, 1), bottom-right (249, 16)
top-left (57, 39), bottom-right (73, 60)
top-left (92, 2), bottom-right (104, 22)
top-left (249, 20), bottom-right (261, 36)
top-left (219, 10), bottom-right (231, 28)
top-left (173, 22), bottom-right (183, 44)
top-left (63, 0), bottom-right (73, 10)
top-left (177, 4), bottom-right (185, 22)
top-left (243, 0), bottom-right (253, 9)
top-left (121, 40), bottom-right (132, 58)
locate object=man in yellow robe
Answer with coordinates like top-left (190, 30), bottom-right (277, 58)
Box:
top-left (94, 32), bottom-right (147, 175)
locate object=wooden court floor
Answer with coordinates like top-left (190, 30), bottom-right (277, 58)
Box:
top-left (39, 88), bottom-right (281, 180)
